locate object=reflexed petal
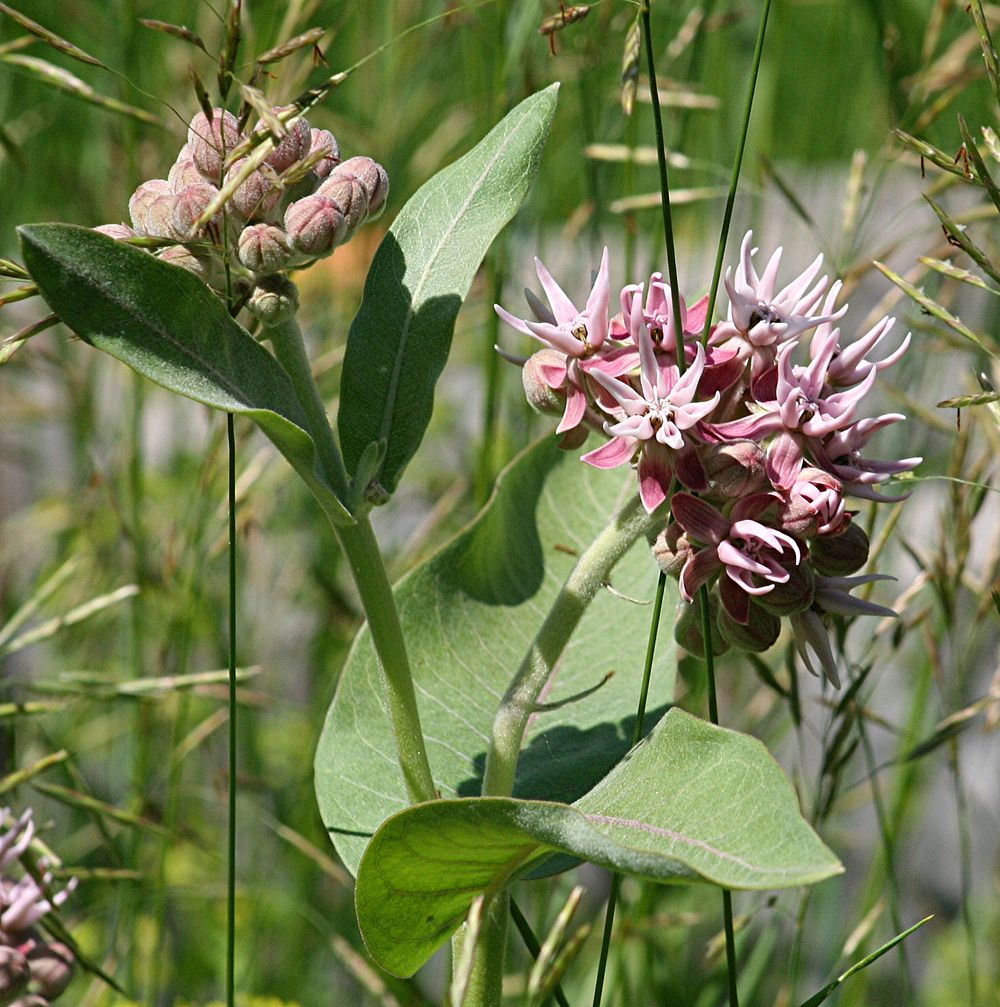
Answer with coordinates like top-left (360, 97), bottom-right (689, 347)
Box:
top-left (638, 444), bottom-right (673, 513)
top-left (674, 445), bottom-right (708, 491)
top-left (720, 574), bottom-right (751, 624)
top-left (685, 293), bottom-right (709, 336)
top-left (766, 433), bottom-right (803, 489)
top-left (556, 385), bottom-right (587, 433)
top-left (581, 435), bottom-right (635, 469)
top-left (680, 547), bottom-right (721, 601)
top-left (671, 492), bottom-right (730, 544)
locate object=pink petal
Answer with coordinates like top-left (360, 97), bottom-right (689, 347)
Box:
top-left (720, 575), bottom-right (751, 624)
top-left (556, 385), bottom-right (587, 433)
top-left (674, 445), bottom-right (708, 491)
top-left (766, 433), bottom-right (803, 490)
top-left (671, 492), bottom-right (729, 544)
top-left (534, 256), bottom-right (578, 324)
top-left (581, 435), bottom-right (635, 469)
top-left (638, 444), bottom-right (673, 513)
top-left (680, 548), bottom-right (721, 601)
top-left (685, 294), bottom-right (709, 336)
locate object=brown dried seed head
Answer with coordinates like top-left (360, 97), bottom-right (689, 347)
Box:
top-left (188, 108), bottom-right (243, 179)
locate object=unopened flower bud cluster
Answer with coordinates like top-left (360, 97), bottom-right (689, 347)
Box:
top-left (497, 233), bottom-right (920, 686)
top-left (96, 106), bottom-right (388, 322)
top-left (0, 810), bottom-right (76, 1006)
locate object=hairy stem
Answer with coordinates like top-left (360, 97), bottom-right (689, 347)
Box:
top-left (264, 313), bottom-right (436, 805)
top-left (482, 494), bottom-right (655, 798)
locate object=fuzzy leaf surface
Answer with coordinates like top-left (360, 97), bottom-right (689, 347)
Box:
top-left (337, 84), bottom-right (558, 494)
top-left (356, 708), bottom-right (842, 977)
top-left (18, 223), bottom-right (351, 524)
top-left (315, 435), bottom-right (676, 874)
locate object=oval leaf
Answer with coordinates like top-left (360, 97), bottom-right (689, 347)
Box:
top-left (17, 223), bottom-right (351, 525)
top-left (315, 435), bottom-right (676, 875)
top-left (337, 83), bottom-right (559, 494)
top-left (356, 707), bottom-right (842, 977)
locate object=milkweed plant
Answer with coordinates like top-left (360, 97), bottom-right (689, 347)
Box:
top-left (1, 2), bottom-right (961, 1006)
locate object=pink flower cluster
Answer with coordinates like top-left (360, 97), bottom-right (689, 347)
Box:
top-left (497, 233), bottom-right (919, 685)
top-left (0, 809), bottom-right (76, 1004)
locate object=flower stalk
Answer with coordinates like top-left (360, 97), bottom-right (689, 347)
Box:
top-left (264, 315), bottom-right (437, 805)
top-left (481, 493), bottom-right (656, 799)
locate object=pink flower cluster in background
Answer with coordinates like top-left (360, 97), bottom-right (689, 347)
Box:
top-left (497, 233), bottom-right (919, 685)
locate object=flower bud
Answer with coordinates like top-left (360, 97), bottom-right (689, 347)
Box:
top-left (703, 439), bottom-right (767, 499)
top-left (810, 523), bottom-right (870, 577)
top-left (225, 159), bottom-right (281, 221)
top-left (284, 195), bottom-right (347, 257)
top-left (143, 194), bottom-right (182, 240)
top-left (168, 154), bottom-right (204, 193)
top-left (237, 223), bottom-right (292, 273)
top-left (780, 467), bottom-right (847, 537)
top-left (717, 600), bottom-right (781, 653)
top-left (128, 179), bottom-right (171, 235)
top-left (92, 223), bottom-right (136, 241)
top-left (332, 156), bottom-right (389, 219)
top-left (521, 350), bottom-right (565, 415)
top-left (9, 996), bottom-right (47, 1006)
top-left (755, 558), bottom-right (815, 616)
top-left (188, 108), bottom-right (242, 180)
top-left (674, 592), bottom-right (729, 659)
top-left (315, 176), bottom-right (368, 232)
top-left (261, 109), bottom-right (311, 173)
top-left (309, 128), bottom-right (341, 179)
top-left (26, 942), bottom-right (73, 1001)
top-left (172, 182), bottom-right (221, 239)
top-left (157, 245), bottom-right (210, 282)
top-left (0, 946), bottom-right (30, 1004)
top-left (652, 520), bottom-right (693, 579)
top-left (247, 274), bottom-right (299, 326)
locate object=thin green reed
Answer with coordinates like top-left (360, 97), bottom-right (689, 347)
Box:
top-left (226, 412), bottom-right (237, 1007)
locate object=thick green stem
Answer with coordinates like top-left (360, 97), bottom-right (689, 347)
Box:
top-left (482, 495), bottom-right (655, 798)
top-left (337, 515), bottom-right (436, 803)
top-left (264, 313), bottom-right (436, 805)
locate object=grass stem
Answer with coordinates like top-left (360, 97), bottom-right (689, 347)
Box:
top-left (226, 412), bottom-right (237, 1007)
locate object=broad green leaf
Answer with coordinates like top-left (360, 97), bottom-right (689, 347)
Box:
top-left (18, 224), bottom-right (352, 526)
top-left (315, 435), bottom-right (677, 875)
top-left (337, 84), bottom-right (558, 495)
top-left (355, 708), bottom-right (842, 977)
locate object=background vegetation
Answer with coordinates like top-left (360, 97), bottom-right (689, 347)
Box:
top-left (1, 1), bottom-right (998, 1004)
